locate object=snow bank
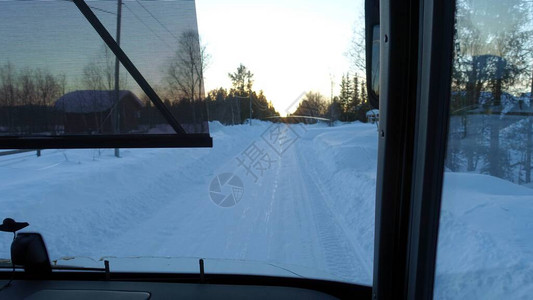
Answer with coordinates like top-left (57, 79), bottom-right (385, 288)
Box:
top-left (1, 120), bottom-right (532, 298)
top-left (302, 123), bottom-right (378, 282)
top-left (435, 172), bottom-right (533, 299)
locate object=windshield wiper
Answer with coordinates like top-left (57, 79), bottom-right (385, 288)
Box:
top-left (51, 259), bottom-right (110, 280)
top-left (50, 265), bottom-right (106, 272)
top-left (0, 259), bottom-right (104, 272)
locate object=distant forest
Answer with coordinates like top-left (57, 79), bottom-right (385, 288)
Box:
top-left (0, 26), bottom-right (378, 135)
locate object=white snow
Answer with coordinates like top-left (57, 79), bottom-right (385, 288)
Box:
top-left (435, 173), bottom-right (533, 299)
top-left (0, 121), bottom-right (532, 298)
top-left (0, 121), bottom-right (377, 286)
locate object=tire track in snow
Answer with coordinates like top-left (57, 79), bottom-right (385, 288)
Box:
top-left (274, 152), bottom-right (324, 270)
top-left (292, 139), bottom-right (373, 283)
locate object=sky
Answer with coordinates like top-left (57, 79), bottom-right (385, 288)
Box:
top-left (195, 0), bottom-right (364, 114)
top-left (0, 0), bottom-right (364, 115)
top-left (0, 1), bottom-right (198, 95)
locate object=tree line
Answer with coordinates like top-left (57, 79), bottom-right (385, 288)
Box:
top-left (290, 74), bottom-right (372, 123)
top-left (144, 34), bottom-right (280, 127)
top-left (0, 62), bottom-right (66, 134)
top-left (0, 25), bottom-right (376, 134)
top-left (141, 61), bottom-right (280, 128)
top-left (204, 64), bottom-right (279, 125)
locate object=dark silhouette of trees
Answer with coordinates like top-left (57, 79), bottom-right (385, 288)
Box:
top-left (82, 45), bottom-right (124, 91)
top-left (228, 64), bottom-right (254, 96)
top-left (197, 64), bottom-right (279, 125)
top-left (329, 73), bottom-right (371, 122)
top-left (0, 63), bottom-right (66, 134)
top-left (161, 31), bottom-right (210, 132)
top-left (204, 86), bottom-right (279, 125)
top-left (166, 30), bottom-right (208, 102)
top-left (292, 92), bottom-right (327, 118)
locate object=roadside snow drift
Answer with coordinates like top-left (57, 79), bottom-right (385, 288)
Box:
top-left (0, 121), bottom-right (532, 299)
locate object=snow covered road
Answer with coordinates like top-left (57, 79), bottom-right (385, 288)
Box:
top-left (0, 121), bottom-right (377, 285)
top-left (2, 120), bottom-right (531, 298)
top-left (95, 122), bottom-right (376, 284)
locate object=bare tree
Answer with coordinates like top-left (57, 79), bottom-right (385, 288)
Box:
top-left (292, 91), bottom-right (327, 118)
top-left (0, 62), bottom-right (17, 107)
top-left (0, 63), bottom-right (66, 134)
top-left (0, 62), bottom-right (17, 131)
top-left (35, 69), bottom-right (63, 106)
top-left (166, 30), bottom-right (208, 102)
top-left (347, 24), bottom-right (366, 75)
top-left (83, 62), bottom-right (106, 90)
top-left (82, 45), bottom-right (121, 90)
top-left (18, 68), bottom-right (37, 106)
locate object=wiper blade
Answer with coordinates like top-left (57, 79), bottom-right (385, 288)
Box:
top-left (51, 265), bottom-right (105, 272)
top-left (265, 262), bottom-right (305, 278)
top-left (51, 257), bottom-right (108, 273)
top-left (0, 261), bottom-right (103, 272)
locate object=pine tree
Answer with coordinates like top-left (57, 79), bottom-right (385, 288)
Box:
top-left (352, 76), bottom-right (360, 108)
top-left (339, 73), bottom-right (355, 116)
top-left (361, 80), bottom-right (367, 104)
top-left (228, 64), bottom-right (254, 96)
top-left (345, 73), bottom-right (353, 109)
top-left (339, 75), bottom-right (349, 113)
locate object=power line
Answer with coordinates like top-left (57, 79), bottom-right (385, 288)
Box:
top-left (123, 2), bottom-right (174, 50)
top-left (253, 97), bottom-right (270, 111)
top-left (135, 0), bottom-right (179, 41)
top-left (49, 0), bottom-right (115, 15)
top-left (88, 5), bottom-right (116, 15)
top-left (62, 1), bottom-right (174, 50)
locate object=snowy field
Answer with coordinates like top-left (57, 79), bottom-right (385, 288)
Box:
top-left (436, 173), bottom-right (533, 299)
top-left (0, 121), bottom-right (532, 298)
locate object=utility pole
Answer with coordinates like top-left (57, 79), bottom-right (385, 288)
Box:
top-left (330, 73), bottom-right (335, 126)
top-left (235, 95), bottom-right (251, 125)
top-left (114, 0), bottom-right (122, 158)
top-left (526, 63), bottom-right (533, 183)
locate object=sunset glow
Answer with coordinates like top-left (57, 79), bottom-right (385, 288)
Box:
top-left (196, 0), bottom-right (363, 114)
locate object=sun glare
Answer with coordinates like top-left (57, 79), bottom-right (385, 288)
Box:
top-left (196, 0), bottom-right (363, 114)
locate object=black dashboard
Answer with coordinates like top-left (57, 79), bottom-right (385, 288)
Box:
top-left (0, 279), bottom-right (344, 299)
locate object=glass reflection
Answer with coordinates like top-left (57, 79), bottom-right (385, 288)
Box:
top-left (436, 0), bottom-right (533, 298)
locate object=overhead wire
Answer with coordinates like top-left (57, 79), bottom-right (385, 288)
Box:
top-left (253, 97), bottom-right (271, 111)
top-left (58, 0), bottom-right (175, 49)
top-left (135, 0), bottom-right (180, 41)
top-left (88, 5), bottom-right (116, 15)
top-left (123, 2), bottom-right (175, 50)
top-left (21, 0), bottom-right (177, 51)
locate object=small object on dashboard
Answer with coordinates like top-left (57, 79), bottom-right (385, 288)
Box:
top-left (11, 233), bottom-right (51, 275)
top-left (0, 218), bottom-right (29, 233)
top-left (104, 260), bottom-right (110, 280)
top-left (199, 258), bottom-right (205, 283)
